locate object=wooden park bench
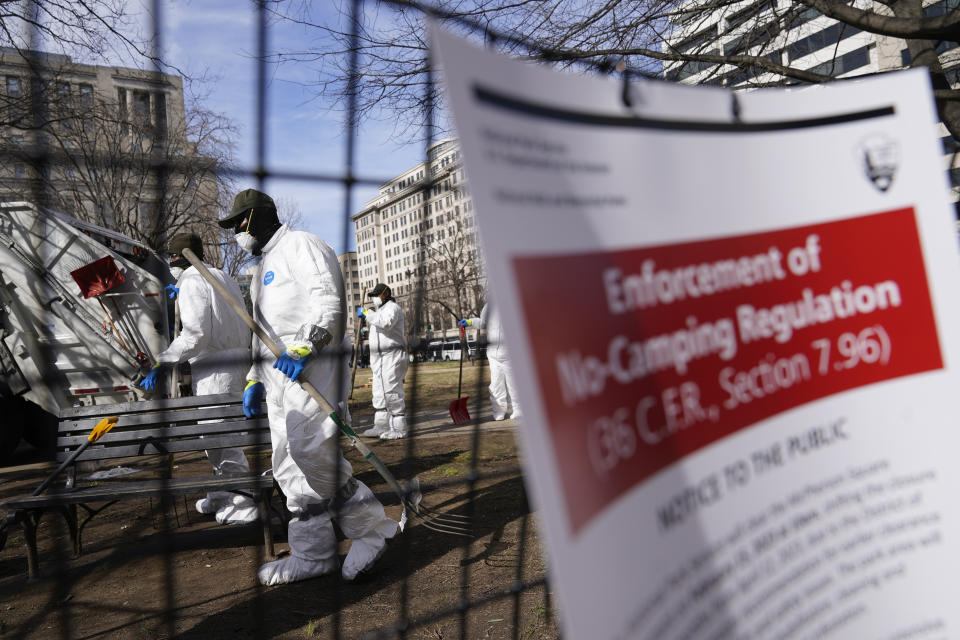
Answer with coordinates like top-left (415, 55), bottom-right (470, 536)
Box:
top-left (1, 393), bottom-right (278, 579)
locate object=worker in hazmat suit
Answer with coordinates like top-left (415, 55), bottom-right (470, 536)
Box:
top-left (356, 283), bottom-right (408, 440)
top-left (219, 188), bottom-right (399, 586)
top-left (460, 300), bottom-right (522, 421)
top-left (139, 233), bottom-right (259, 525)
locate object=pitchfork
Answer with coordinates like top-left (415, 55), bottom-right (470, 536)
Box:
top-left (181, 249), bottom-right (471, 537)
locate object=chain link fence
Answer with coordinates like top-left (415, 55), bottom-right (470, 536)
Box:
top-left (0, 1), bottom-right (580, 638)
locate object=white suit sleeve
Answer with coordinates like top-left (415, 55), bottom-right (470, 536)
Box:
top-left (157, 276), bottom-right (211, 365)
top-left (468, 304), bottom-right (488, 329)
top-left (290, 234), bottom-right (344, 352)
top-left (364, 302), bottom-right (401, 331)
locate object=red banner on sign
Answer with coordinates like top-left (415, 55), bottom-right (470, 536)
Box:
top-left (514, 207), bottom-right (943, 535)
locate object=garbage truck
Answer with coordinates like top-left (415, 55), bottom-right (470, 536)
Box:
top-left (0, 201), bottom-right (170, 461)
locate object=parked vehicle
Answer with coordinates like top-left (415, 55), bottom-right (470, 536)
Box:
top-left (0, 201), bottom-right (169, 460)
top-left (426, 340), bottom-right (443, 361)
top-left (423, 336), bottom-right (486, 362)
top-left (439, 338), bottom-right (482, 361)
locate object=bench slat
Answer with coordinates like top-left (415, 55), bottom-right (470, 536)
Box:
top-left (56, 418), bottom-right (269, 449)
top-left (59, 404), bottom-right (253, 433)
top-left (55, 432), bottom-right (273, 462)
top-left (57, 393), bottom-right (242, 419)
top-left (2, 474), bottom-right (274, 510)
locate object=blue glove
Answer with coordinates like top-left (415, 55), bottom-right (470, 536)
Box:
top-left (356, 306), bottom-right (367, 318)
top-left (458, 319), bottom-right (471, 328)
top-left (242, 381), bottom-right (265, 418)
top-left (139, 363), bottom-right (163, 390)
top-left (274, 347), bottom-right (312, 382)
top-left (165, 284), bottom-right (179, 300)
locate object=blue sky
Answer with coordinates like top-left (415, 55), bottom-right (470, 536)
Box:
top-left (153, 0), bottom-right (426, 254)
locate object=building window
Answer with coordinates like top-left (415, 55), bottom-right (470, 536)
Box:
top-left (154, 92), bottom-right (167, 137)
top-left (6, 76), bottom-right (21, 97)
top-left (786, 22), bottom-right (861, 62)
top-left (724, 1), bottom-right (773, 32)
top-left (78, 84), bottom-right (93, 106)
top-left (808, 45), bottom-right (870, 77)
top-left (79, 84), bottom-right (93, 131)
top-left (14, 163), bottom-right (25, 178)
top-left (132, 90), bottom-right (151, 127)
top-left (674, 26), bottom-right (717, 56)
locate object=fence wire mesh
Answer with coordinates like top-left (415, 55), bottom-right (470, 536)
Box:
top-left (0, 1), bottom-right (572, 638)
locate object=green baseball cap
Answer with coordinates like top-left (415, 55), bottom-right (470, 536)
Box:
top-left (168, 232), bottom-right (203, 259)
top-left (219, 188), bottom-right (277, 228)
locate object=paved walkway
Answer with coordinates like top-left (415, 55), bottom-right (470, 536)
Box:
top-left (406, 407), bottom-right (520, 438)
top-left (349, 404), bottom-right (520, 440)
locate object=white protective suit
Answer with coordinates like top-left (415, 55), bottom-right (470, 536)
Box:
top-left (468, 303), bottom-right (522, 421)
top-left (248, 225), bottom-right (398, 585)
top-left (363, 298), bottom-right (408, 439)
top-left (156, 263), bottom-right (258, 524)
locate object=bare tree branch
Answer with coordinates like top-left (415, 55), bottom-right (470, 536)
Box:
top-left (264, 0), bottom-right (960, 142)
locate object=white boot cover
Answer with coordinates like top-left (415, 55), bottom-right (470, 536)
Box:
top-left (364, 410), bottom-right (391, 437)
top-left (380, 414), bottom-right (407, 440)
top-left (338, 481), bottom-right (400, 580)
top-left (258, 555), bottom-right (338, 586)
top-left (196, 491), bottom-right (233, 515)
top-left (215, 494), bottom-right (260, 525)
top-left (259, 510), bottom-right (339, 585)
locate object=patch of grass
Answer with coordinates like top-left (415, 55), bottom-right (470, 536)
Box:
top-left (349, 361), bottom-right (490, 414)
top-left (436, 466), bottom-right (461, 477)
top-left (304, 619), bottom-right (321, 636)
top-left (430, 449), bottom-right (476, 477)
top-left (137, 617), bottom-right (159, 639)
top-left (521, 604), bottom-right (549, 640)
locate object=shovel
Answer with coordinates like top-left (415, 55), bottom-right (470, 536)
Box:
top-left (70, 256), bottom-right (126, 298)
top-left (180, 249), bottom-right (470, 536)
top-left (448, 325), bottom-right (471, 425)
top-left (70, 256), bottom-right (138, 360)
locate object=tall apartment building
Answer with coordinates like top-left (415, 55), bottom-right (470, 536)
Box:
top-left (663, 0), bottom-right (960, 200)
top-left (338, 251), bottom-right (362, 335)
top-left (0, 47), bottom-right (219, 251)
top-left (352, 138), bottom-right (486, 342)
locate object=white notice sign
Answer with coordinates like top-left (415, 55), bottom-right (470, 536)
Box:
top-left (433, 25), bottom-right (960, 640)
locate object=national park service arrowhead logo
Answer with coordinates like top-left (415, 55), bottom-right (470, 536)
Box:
top-left (858, 134), bottom-right (899, 193)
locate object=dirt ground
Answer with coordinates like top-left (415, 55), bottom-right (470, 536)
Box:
top-left (0, 382), bottom-right (561, 639)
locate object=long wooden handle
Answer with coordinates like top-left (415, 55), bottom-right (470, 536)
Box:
top-left (180, 249), bottom-right (408, 500)
top-left (349, 288), bottom-right (367, 399)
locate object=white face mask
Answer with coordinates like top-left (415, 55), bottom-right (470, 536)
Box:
top-left (373, 296), bottom-right (383, 309)
top-left (169, 266), bottom-right (184, 280)
top-left (234, 232), bottom-right (258, 254)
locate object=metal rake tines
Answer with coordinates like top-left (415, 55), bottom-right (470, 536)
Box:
top-left (401, 477), bottom-right (473, 537)
top-left (406, 499), bottom-right (473, 536)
